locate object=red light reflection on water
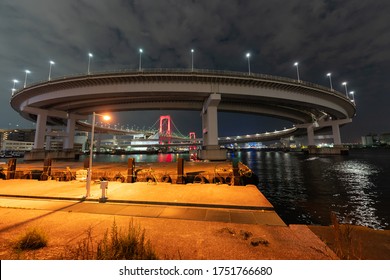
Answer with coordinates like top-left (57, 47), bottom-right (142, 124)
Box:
top-left (158, 153), bottom-right (173, 162)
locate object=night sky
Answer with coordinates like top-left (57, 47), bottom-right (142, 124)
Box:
top-left (1, 0), bottom-right (389, 143)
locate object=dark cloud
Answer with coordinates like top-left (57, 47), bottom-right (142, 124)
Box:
top-left (1, 0), bottom-right (389, 142)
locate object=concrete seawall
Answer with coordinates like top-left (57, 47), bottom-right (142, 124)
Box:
top-left (0, 159), bottom-right (341, 260)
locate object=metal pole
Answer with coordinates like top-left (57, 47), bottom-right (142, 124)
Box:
top-left (247, 56), bottom-right (251, 75)
top-left (295, 64), bottom-right (300, 82)
top-left (343, 83), bottom-right (348, 97)
top-left (48, 61), bottom-right (54, 81)
top-left (191, 49), bottom-right (194, 71)
top-left (87, 53), bottom-right (93, 75)
top-left (86, 112), bottom-right (96, 197)
top-left (139, 49), bottom-right (143, 71)
top-left (12, 79), bottom-right (18, 95)
top-left (327, 73), bottom-right (333, 90)
top-left (24, 71), bottom-right (30, 88)
top-left (246, 53), bottom-right (251, 75)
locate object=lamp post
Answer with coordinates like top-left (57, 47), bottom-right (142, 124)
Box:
top-left (48, 60), bottom-right (55, 81)
top-left (191, 49), bottom-right (194, 71)
top-left (12, 79), bottom-right (19, 95)
top-left (85, 112), bottom-right (110, 197)
top-left (87, 53), bottom-right (93, 74)
top-left (294, 62), bottom-right (300, 82)
top-left (24, 70), bottom-right (31, 88)
top-left (342, 82), bottom-right (348, 97)
top-left (349, 91), bottom-right (355, 103)
top-left (246, 53), bottom-right (251, 75)
top-left (326, 73), bottom-right (333, 90)
top-left (139, 48), bottom-right (143, 71)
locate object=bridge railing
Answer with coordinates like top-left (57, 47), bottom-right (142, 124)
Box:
top-left (12, 68), bottom-right (348, 101)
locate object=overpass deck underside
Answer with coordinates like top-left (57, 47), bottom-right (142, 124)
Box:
top-left (10, 70), bottom-right (356, 153)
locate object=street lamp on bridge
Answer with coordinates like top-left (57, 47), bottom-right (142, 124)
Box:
top-left (87, 53), bottom-right (93, 75)
top-left (349, 91), bottom-right (355, 103)
top-left (85, 112), bottom-right (111, 197)
top-left (139, 48), bottom-right (143, 71)
top-left (293, 62), bottom-right (300, 82)
top-left (342, 81), bottom-right (348, 97)
top-left (191, 49), bottom-right (194, 71)
top-left (326, 72), bottom-right (333, 91)
top-left (12, 79), bottom-right (19, 95)
top-left (24, 70), bottom-right (31, 88)
top-left (48, 60), bottom-right (55, 81)
top-left (246, 53), bottom-right (251, 75)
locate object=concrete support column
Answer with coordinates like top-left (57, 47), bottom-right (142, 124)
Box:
top-left (332, 123), bottom-right (341, 145)
top-left (63, 116), bottom-right (76, 150)
top-left (34, 112), bottom-right (48, 150)
top-left (307, 125), bottom-right (315, 146)
top-left (198, 93), bottom-right (226, 160)
top-left (201, 93), bottom-right (221, 148)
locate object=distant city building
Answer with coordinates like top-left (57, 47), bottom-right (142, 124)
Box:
top-left (0, 128), bottom-right (88, 152)
top-left (1, 129), bottom-right (35, 151)
top-left (362, 134), bottom-right (379, 146)
top-left (1, 140), bottom-right (34, 151)
top-left (1, 129), bottom-right (35, 142)
top-left (380, 133), bottom-right (390, 145)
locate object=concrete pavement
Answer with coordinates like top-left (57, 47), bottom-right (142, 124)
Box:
top-left (0, 179), bottom-right (285, 226)
top-left (0, 178), bottom-right (341, 259)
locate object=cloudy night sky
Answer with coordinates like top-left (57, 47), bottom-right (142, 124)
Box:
top-left (1, 0), bottom-right (389, 142)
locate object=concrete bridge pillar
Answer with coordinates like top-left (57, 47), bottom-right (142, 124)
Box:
top-left (33, 111), bottom-right (48, 150)
top-left (296, 118), bottom-right (352, 154)
top-left (202, 95), bottom-right (219, 147)
top-left (307, 125), bottom-right (315, 146)
top-left (63, 116), bottom-right (76, 150)
top-left (198, 93), bottom-right (226, 160)
top-left (332, 123), bottom-right (341, 145)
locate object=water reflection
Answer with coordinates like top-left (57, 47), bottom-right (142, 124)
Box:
top-left (324, 160), bottom-right (384, 229)
top-left (84, 149), bottom-right (389, 229)
top-left (85, 153), bottom-right (189, 163)
top-left (230, 150), bottom-right (389, 230)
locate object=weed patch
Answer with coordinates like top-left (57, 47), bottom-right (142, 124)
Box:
top-left (14, 228), bottom-right (48, 251)
top-left (64, 219), bottom-right (158, 260)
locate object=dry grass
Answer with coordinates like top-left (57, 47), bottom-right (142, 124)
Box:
top-left (309, 212), bottom-right (390, 260)
top-left (14, 228), bottom-right (48, 251)
top-left (61, 219), bottom-right (158, 260)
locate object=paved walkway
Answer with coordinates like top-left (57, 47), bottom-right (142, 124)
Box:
top-left (0, 179), bottom-right (341, 260)
top-left (0, 179), bottom-right (285, 226)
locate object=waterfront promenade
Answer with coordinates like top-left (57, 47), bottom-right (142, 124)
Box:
top-left (0, 176), bottom-right (339, 260)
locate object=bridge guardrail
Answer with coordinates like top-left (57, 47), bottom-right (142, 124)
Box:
top-left (11, 68), bottom-right (349, 102)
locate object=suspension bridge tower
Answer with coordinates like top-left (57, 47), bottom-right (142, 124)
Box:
top-left (189, 132), bottom-right (197, 151)
top-left (159, 115), bottom-right (172, 144)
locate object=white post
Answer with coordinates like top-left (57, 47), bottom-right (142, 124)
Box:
top-left (86, 112), bottom-right (96, 197)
